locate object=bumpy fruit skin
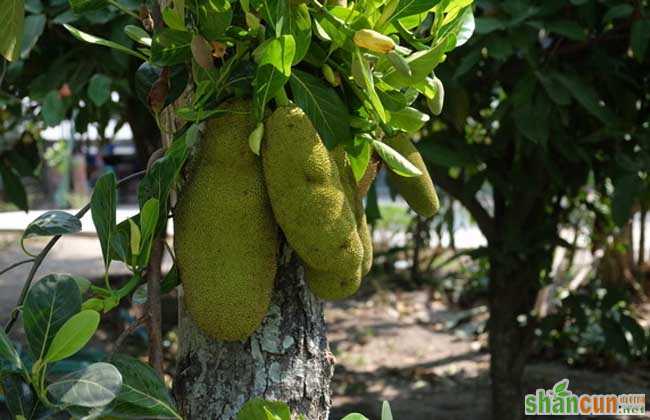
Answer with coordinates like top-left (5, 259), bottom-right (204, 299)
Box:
top-left (386, 134), bottom-right (440, 218)
top-left (305, 265), bottom-right (362, 300)
top-left (262, 105), bottom-right (363, 280)
top-left (333, 147), bottom-right (373, 276)
top-left (174, 100), bottom-right (278, 341)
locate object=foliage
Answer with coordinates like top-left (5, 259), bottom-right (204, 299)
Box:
top-left (538, 277), bottom-right (649, 366)
top-left (0, 0), bottom-right (475, 416)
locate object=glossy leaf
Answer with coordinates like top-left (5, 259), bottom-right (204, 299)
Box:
top-left (150, 29), bottom-right (192, 66)
top-left (23, 274), bottom-right (82, 360)
top-left (41, 90), bottom-right (66, 127)
top-left (110, 354), bottom-right (181, 419)
top-left (0, 0), bottom-right (24, 61)
top-left (48, 362), bottom-right (122, 408)
top-left (236, 398), bottom-right (290, 420)
top-left (69, 0), bottom-right (108, 13)
top-left (91, 171), bottom-right (117, 268)
top-left (45, 310), bottom-right (100, 362)
top-left (252, 35), bottom-right (296, 120)
top-left (63, 24), bottom-right (146, 60)
top-left (372, 140), bottom-right (421, 177)
top-left (198, 0), bottom-right (233, 40)
top-left (21, 210), bottom-right (81, 252)
top-left (0, 329), bottom-right (25, 376)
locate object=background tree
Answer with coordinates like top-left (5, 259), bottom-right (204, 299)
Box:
top-left (416, 1), bottom-right (650, 418)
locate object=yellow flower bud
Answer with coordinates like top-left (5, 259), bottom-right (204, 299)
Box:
top-left (322, 64), bottom-right (341, 87)
top-left (353, 29), bottom-right (396, 54)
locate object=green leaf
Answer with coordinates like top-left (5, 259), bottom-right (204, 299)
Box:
top-left (198, 0), bottom-right (233, 40)
top-left (346, 137), bottom-right (372, 182)
top-left (289, 69), bottom-right (351, 149)
top-left (454, 7), bottom-right (475, 47)
top-left (124, 25), bottom-right (152, 47)
top-left (69, 0), bottom-right (108, 13)
top-left (372, 140), bottom-right (421, 177)
top-left (381, 401), bottom-right (393, 420)
top-left (390, 0), bottom-right (440, 22)
top-left (150, 28), bottom-right (192, 66)
top-left (20, 13), bottom-right (45, 59)
top-left (0, 161), bottom-right (28, 211)
top-left (109, 354), bottom-right (181, 419)
top-left (23, 274), bottom-right (82, 360)
top-left (631, 20), bottom-right (650, 62)
top-left (341, 414), bottom-right (369, 420)
top-left (0, 329), bottom-right (26, 376)
top-left (162, 8), bottom-right (186, 31)
top-left (253, 35), bottom-right (296, 120)
top-left (365, 182), bottom-right (381, 223)
top-left (2, 374), bottom-right (39, 418)
top-left (137, 198), bottom-right (160, 267)
top-left (546, 20), bottom-right (586, 42)
top-left (380, 43), bottom-right (446, 88)
top-left (237, 398), bottom-right (290, 420)
top-left (0, 0), bottom-right (24, 61)
top-left (388, 107), bottom-right (430, 132)
top-left (21, 210), bottom-right (81, 251)
top-left (91, 171), bottom-right (117, 268)
top-left (63, 24), bottom-right (147, 60)
top-left (553, 72), bottom-right (616, 125)
top-left (352, 47), bottom-right (386, 123)
top-left (41, 90), bottom-right (66, 127)
top-left (48, 362), bottom-right (122, 408)
top-left (261, 0), bottom-right (311, 64)
top-left (87, 74), bottom-right (112, 107)
top-left (45, 310), bottom-right (100, 363)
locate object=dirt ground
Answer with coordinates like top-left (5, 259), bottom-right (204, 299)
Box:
top-left (1, 234), bottom-right (648, 419)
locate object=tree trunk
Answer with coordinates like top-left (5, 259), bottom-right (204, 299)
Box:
top-left (488, 258), bottom-right (538, 420)
top-left (173, 244), bottom-right (333, 419)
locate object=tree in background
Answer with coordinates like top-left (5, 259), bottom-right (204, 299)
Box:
top-left (418, 1), bottom-right (650, 418)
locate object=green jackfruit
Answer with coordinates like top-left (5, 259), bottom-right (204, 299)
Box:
top-left (333, 147), bottom-right (372, 276)
top-left (386, 134), bottom-right (440, 218)
top-left (262, 105), bottom-right (363, 280)
top-left (305, 265), bottom-right (362, 300)
top-left (174, 100), bottom-right (278, 341)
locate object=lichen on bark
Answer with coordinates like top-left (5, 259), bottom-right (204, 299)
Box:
top-left (174, 244), bottom-right (333, 419)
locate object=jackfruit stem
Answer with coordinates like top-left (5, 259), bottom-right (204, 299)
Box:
top-left (274, 87), bottom-right (290, 107)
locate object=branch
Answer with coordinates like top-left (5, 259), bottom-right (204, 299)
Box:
top-left (0, 258), bottom-right (35, 277)
top-left (146, 237), bottom-right (165, 375)
top-left (427, 166), bottom-right (496, 242)
top-left (110, 314), bottom-right (150, 357)
top-left (4, 170), bottom-right (147, 334)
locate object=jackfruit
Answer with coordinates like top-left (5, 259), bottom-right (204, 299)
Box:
top-left (333, 147), bottom-right (372, 276)
top-left (174, 100), bottom-right (278, 341)
top-left (386, 134), bottom-right (440, 218)
top-left (305, 265), bottom-right (362, 300)
top-left (262, 105), bottom-right (363, 280)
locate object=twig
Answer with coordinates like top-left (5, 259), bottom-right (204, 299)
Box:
top-left (146, 237), bottom-right (165, 375)
top-left (110, 314), bottom-right (150, 357)
top-left (4, 170), bottom-right (146, 334)
top-left (0, 259), bottom-right (35, 277)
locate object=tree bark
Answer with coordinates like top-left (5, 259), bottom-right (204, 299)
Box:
top-left (173, 244), bottom-right (333, 419)
top-left (488, 259), bottom-right (538, 420)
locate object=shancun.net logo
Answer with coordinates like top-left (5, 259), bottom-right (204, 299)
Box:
top-left (524, 379), bottom-right (646, 416)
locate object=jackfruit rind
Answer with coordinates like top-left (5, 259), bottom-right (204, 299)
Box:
top-left (386, 134), bottom-right (440, 218)
top-left (333, 147), bottom-right (373, 276)
top-left (262, 105), bottom-right (363, 279)
top-left (305, 265), bottom-right (362, 300)
top-left (174, 100), bottom-right (278, 341)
